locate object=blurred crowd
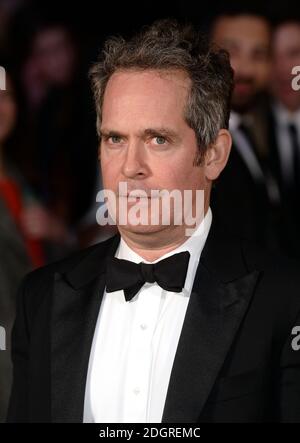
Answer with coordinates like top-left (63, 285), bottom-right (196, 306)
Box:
top-left (0, 1), bottom-right (300, 423)
top-left (210, 12), bottom-right (300, 256)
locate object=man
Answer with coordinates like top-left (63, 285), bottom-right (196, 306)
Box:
top-left (7, 20), bottom-right (300, 423)
top-left (210, 12), bottom-right (278, 248)
top-left (268, 19), bottom-right (300, 258)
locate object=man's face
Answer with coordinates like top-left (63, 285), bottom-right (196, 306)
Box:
top-left (212, 15), bottom-right (271, 112)
top-left (100, 69), bottom-right (210, 238)
top-left (33, 27), bottom-right (76, 86)
top-left (271, 23), bottom-right (300, 112)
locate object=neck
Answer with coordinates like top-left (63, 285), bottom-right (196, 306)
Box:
top-left (118, 205), bottom-right (209, 262)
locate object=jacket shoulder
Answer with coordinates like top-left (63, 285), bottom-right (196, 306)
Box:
top-left (241, 239), bottom-right (300, 319)
top-left (17, 235), bottom-right (118, 318)
top-left (241, 239), bottom-right (300, 277)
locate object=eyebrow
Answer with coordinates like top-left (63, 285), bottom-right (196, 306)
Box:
top-left (143, 128), bottom-right (179, 140)
top-left (99, 129), bottom-right (124, 138)
top-left (100, 127), bottom-right (180, 141)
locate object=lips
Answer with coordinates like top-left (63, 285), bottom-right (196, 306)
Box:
top-left (118, 190), bottom-right (163, 198)
top-left (234, 83), bottom-right (254, 95)
top-left (118, 194), bottom-right (151, 198)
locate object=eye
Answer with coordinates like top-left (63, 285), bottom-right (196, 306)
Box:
top-left (153, 136), bottom-right (167, 145)
top-left (109, 135), bottom-right (122, 144)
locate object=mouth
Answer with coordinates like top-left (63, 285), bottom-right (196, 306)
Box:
top-left (234, 83), bottom-right (254, 95)
top-left (118, 195), bottom-right (154, 203)
top-left (118, 190), bottom-right (163, 199)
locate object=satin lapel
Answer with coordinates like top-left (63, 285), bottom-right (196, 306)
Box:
top-left (162, 263), bottom-right (260, 422)
top-left (51, 273), bottom-right (105, 423)
top-left (51, 235), bottom-right (120, 423)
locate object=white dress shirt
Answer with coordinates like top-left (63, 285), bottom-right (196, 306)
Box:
top-left (83, 207), bottom-right (212, 423)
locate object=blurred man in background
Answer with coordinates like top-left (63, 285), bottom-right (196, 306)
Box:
top-left (20, 22), bottom-right (98, 247)
top-left (210, 12), bottom-right (278, 248)
top-left (268, 19), bottom-right (300, 257)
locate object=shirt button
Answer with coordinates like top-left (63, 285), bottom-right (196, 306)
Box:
top-left (133, 387), bottom-right (140, 395)
top-left (140, 323), bottom-right (147, 330)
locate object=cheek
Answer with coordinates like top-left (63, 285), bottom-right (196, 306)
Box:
top-left (101, 153), bottom-right (133, 193)
top-left (156, 158), bottom-right (202, 190)
top-left (151, 158), bottom-right (184, 188)
top-left (184, 168), bottom-right (205, 191)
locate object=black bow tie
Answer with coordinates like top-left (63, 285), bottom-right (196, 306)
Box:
top-left (106, 251), bottom-right (190, 301)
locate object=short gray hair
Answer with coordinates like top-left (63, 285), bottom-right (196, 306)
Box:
top-left (89, 19), bottom-right (233, 164)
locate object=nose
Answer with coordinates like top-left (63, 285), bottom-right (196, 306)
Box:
top-left (121, 140), bottom-right (149, 179)
top-left (241, 64), bottom-right (253, 78)
top-left (234, 56), bottom-right (254, 78)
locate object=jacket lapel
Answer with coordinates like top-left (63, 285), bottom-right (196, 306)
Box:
top-left (51, 235), bottom-right (120, 423)
top-left (162, 220), bottom-right (261, 422)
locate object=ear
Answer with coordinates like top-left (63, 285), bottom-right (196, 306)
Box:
top-left (204, 129), bottom-right (232, 180)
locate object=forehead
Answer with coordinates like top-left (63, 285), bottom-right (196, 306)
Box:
top-left (102, 69), bottom-right (191, 123)
top-left (104, 69), bottom-right (190, 103)
top-left (213, 15), bottom-right (270, 47)
top-left (273, 24), bottom-right (300, 51)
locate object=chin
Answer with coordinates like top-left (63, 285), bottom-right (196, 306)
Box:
top-left (119, 223), bottom-right (164, 234)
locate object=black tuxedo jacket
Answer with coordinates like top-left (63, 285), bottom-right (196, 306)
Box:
top-left (7, 218), bottom-right (300, 422)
